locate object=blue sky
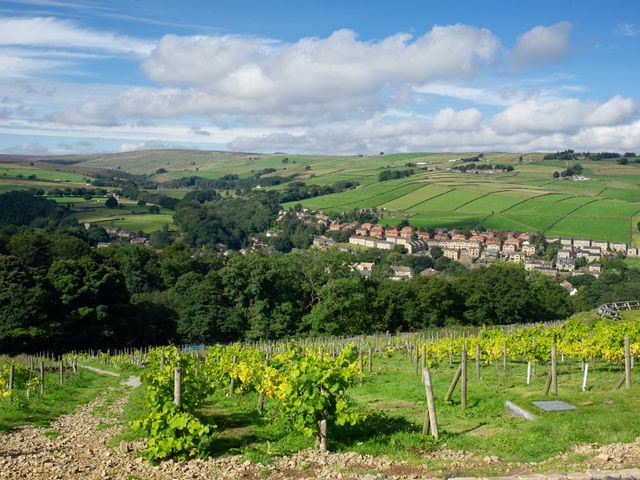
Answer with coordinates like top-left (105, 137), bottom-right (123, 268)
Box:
top-left (0, 0), bottom-right (639, 154)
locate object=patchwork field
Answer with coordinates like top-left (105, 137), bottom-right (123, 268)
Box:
top-left (2, 151), bottom-right (640, 243)
top-left (51, 196), bottom-right (175, 234)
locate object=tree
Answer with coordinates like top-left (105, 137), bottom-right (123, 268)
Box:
top-left (0, 255), bottom-right (52, 353)
top-left (430, 246), bottom-right (444, 260)
top-left (455, 263), bottom-right (536, 325)
top-left (105, 196), bottom-right (118, 208)
top-left (303, 278), bottom-right (371, 335)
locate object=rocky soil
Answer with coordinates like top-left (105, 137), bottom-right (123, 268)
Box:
top-left (1, 384), bottom-right (639, 480)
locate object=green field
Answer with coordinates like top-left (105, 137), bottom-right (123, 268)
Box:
top-left (3, 151), bottom-right (640, 243)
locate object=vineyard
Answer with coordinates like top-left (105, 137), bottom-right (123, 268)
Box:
top-left (1, 317), bottom-right (640, 477)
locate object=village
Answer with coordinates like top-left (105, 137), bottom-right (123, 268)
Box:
top-left (311, 216), bottom-right (637, 282)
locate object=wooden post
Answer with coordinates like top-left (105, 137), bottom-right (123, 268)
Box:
top-left (422, 366), bottom-right (439, 439)
top-left (229, 355), bottom-right (237, 396)
top-left (461, 346), bottom-right (467, 410)
top-left (550, 344), bottom-right (558, 395)
top-left (624, 337), bottom-right (631, 389)
top-left (475, 343), bottom-right (480, 379)
top-left (414, 344), bottom-right (419, 376)
top-left (421, 344), bottom-right (427, 370)
top-left (444, 364), bottom-right (463, 402)
top-left (502, 342), bottom-right (507, 370)
top-left (367, 347), bottom-right (373, 374)
top-left (318, 386), bottom-right (328, 452)
top-left (318, 416), bottom-right (327, 452)
top-left (59, 360), bottom-right (63, 386)
top-left (174, 366), bottom-right (182, 407)
top-left (358, 350), bottom-right (364, 385)
top-left (543, 368), bottom-right (552, 396)
top-left (8, 362), bottom-right (14, 399)
top-left (39, 360), bottom-right (44, 395)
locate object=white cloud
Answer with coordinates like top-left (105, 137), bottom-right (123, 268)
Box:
top-left (491, 96), bottom-right (637, 134)
top-left (432, 107), bottom-right (483, 131)
top-left (0, 52), bottom-right (65, 77)
top-left (0, 16), bottom-right (153, 55)
top-left (510, 22), bottom-right (572, 68)
top-left (614, 23), bottom-right (638, 37)
top-left (118, 140), bottom-right (178, 152)
top-left (73, 25), bottom-right (499, 126)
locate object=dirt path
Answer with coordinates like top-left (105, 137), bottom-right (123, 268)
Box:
top-left (80, 365), bottom-right (121, 377)
top-left (0, 384), bottom-right (639, 479)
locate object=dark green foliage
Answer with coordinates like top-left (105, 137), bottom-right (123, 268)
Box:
top-left (0, 191), bottom-right (63, 226)
top-left (378, 169), bottom-right (414, 182)
top-left (105, 196), bottom-right (118, 208)
top-left (174, 193), bottom-right (280, 249)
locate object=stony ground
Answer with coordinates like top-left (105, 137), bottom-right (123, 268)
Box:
top-left (1, 383), bottom-right (639, 480)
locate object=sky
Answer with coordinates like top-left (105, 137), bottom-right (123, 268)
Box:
top-left (0, 0), bottom-right (639, 155)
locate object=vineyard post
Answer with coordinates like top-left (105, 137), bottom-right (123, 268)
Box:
top-left (526, 362), bottom-right (532, 385)
top-left (39, 360), bottom-right (44, 395)
top-left (8, 361), bottom-right (14, 401)
top-left (318, 386), bottom-right (328, 452)
top-left (229, 355), bottom-right (237, 396)
top-left (258, 357), bottom-right (268, 412)
top-left (502, 342), bottom-right (507, 371)
top-left (174, 366), bottom-right (182, 407)
top-left (551, 344), bottom-right (558, 396)
top-left (444, 364), bottom-right (463, 402)
top-left (624, 337), bottom-right (631, 389)
top-left (475, 343), bottom-right (480, 379)
top-left (422, 344), bottom-right (427, 370)
top-left (582, 362), bottom-right (589, 391)
top-left (448, 340), bottom-right (453, 367)
top-left (358, 350), bottom-right (364, 385)
top-left (414, 343), bottom-right (419, 376)
top-left (368, 346), bottom-right (373, 374)
top-left (461, 345), bottom-right (467, 410)
top-left (422, 366), bottom-right (439, 439)
top-left (58, 360), bottom-right (63, 386)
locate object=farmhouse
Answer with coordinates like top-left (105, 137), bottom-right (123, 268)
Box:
top-left (390, 265), bottom-right (414, 281)
top-left (353, 262), bottom-right (375, 278)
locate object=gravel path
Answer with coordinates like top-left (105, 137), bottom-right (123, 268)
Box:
top-left (0, 384), bottom-right (639, 479)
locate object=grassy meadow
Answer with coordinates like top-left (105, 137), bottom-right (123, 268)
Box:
top-left (2, 150), bottom-right (640, 242)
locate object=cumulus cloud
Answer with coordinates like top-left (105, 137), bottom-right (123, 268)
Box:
top-left (64, 25), bottom-right (499, 127)
top-left (432, 107), bottom-right (483, 131)
top-left (510, 22), bottom-right (572, 68)
top-left (491, 95), bottom-right (637, 134)
top-left (229, 95), bottom-right (640, 154)
top-left (0, 17), bottom-right (153, 55)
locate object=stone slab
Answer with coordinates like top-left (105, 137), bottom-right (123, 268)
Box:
top-left (532, 400), bottom-right (576, 411)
